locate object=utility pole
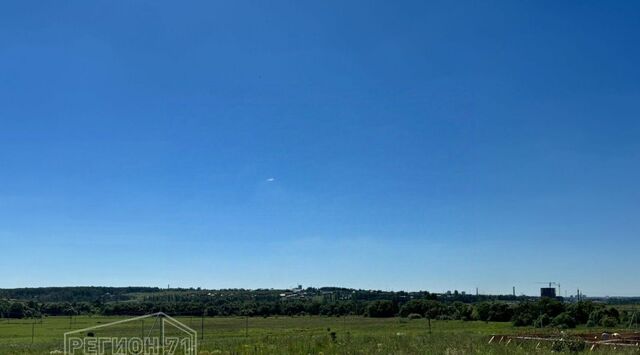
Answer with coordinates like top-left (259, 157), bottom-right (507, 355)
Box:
top-left (628, 306), bottom-right (638, 329)
top-left (160, 314), bottom-right (164, 349)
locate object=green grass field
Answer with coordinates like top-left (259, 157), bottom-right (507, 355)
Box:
top-left (0, 316), bottom-right (637, 354)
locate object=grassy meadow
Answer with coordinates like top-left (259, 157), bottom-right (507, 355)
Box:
top-left (0, 316), bottom-right (638, 354)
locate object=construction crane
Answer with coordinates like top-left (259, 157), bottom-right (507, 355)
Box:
top-left (536, 282), bottom-right (561, 297)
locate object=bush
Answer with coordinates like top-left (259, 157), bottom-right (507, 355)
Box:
top-left (567, 301), bottom-right (597, 324)
top-left (511, 313), bottom-right (533, 327)
top-left (550, 337), bottom-right (586, 352)
top-left (538, 298), bottom-right (565, 318)
top-left (473, 302), bottom-right (513, 322)
top-left (551, 312), bottom-right (576, 329)
top-left (533, 314), bottom-right (551, 328)
top-left (620, 310), bottom-right (639, 326)
top-left (588, 307), bottom-right (619, 327)
top-left (365, 300), bottom-right (397, 318)
top-left (600, 316), bottom-right (617, 328)
top-left (511, 301), bottom-right (537, 326)
top-left (407, 313), bottom-right (422, 320)
top-left (451, 302), bottom-right (473, 321)
top-left (399, 299), bottom-right (444, 318)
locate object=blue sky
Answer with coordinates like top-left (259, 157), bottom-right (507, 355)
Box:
top-left (1, 1), bottom-right (639, 296)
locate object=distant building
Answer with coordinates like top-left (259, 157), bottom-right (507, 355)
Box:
top-left (541, 287), bottom-right (556, 298)
top-left (280, 285), bottom-right (306, 300)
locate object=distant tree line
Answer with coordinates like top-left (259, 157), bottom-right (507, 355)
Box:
top-left (397, 298), bottom-right (633, 328)
top-left (0, 287), bottom-right (153, 303)
top-left (0, 287), bottom-right (635, 329)
top-left (0, 287), bottom-right (520, 304)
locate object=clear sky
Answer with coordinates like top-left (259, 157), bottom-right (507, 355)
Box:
top-left (1, 1), bottom-right (639, 296)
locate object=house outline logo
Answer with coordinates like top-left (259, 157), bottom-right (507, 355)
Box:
top-left (63, 312), bottom-right (197, 354)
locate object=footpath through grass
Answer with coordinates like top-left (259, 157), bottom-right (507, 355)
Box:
top-left (0, 316), bottom-right (637, 354)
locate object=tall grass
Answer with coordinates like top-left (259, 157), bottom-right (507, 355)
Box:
top-left (0, 316), bottom-right (637, 354)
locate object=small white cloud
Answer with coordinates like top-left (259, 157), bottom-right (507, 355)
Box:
top-left (266, 177), bottom-right (275, 182)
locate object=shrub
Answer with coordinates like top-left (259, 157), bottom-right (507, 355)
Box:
top-left (538, 298), bottom-right (564, 318)
top-left (600, 316), bottom-right (617, 328)
top-left (551, 312), bottom-right (576, 329)
top-left (550, 337), bottom-right (586, 352)
top-left (511, 301), bottom-right (537, 326)
top-left (588, 307), bottom-right (619, 327)
top-left (407, 313), bottom-right (422, 320)
top-left (511, 313), bottom-right (533, 327)
top-left (365, 300), bottom-right (397, 318)
top-left (533, 314), bottom-right (551, 328)
top-left (399, 299), bottom-right (445, 318)
top-left (567, 301), bottom-right (597, 324)
top-left (451, 302), bottom-right (473, 321)
top-left (473, 302), bottom-right (513, 322)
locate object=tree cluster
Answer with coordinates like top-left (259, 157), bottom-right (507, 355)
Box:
top-left (0, 288), bottom-right (634, 330)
